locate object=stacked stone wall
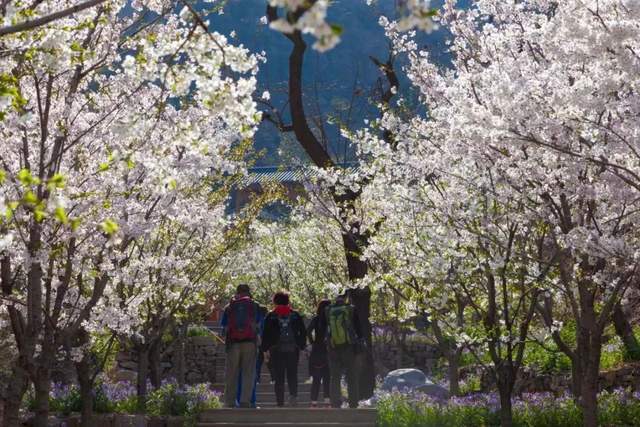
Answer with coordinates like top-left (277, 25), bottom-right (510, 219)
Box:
top-left (113, 336), bottom-right (225, 384)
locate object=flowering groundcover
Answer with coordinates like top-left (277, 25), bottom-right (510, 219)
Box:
top-left (376, 389), bottom-right (640, 427)
top-left (32, 378), bottom-right (220, 420)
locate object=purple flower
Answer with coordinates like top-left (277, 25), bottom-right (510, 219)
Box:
top-left (99, 380), bottom-right (136, 402)
top-left (50, 383), bottom-right (76, 400)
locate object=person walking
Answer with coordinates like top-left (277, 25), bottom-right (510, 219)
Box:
top-left (261, 291), bottom-right (306, 407)
top-left (326, 293), bottom-right (363, 409)
top-left (236, 304), bottom-right (267, 408)
top-left (220, 284), bottom-right (262, 408)
top-left (307, 299), bottom-right (331, 407)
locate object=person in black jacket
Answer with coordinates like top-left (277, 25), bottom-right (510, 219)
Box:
top-left (326, 293), bottom-right (363, 408)
top-left (261, 291), bottom-right (306, 407)
top-left (307, 299), bottom-right (331, 406)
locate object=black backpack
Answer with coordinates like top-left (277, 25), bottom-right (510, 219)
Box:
top-left (276, 314), bottom-right (297, 352)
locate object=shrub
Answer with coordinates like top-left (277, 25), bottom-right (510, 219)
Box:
top-left (98, 379), bottom-right (138, 413)
top-left (37, 378), bottom-right (219, 422)
top-left (48, 383), bottom-right (82, 415)
top-left (146, 380), bottom-right (221, 421)
top-left (187, 326), bottom-right (213, 337)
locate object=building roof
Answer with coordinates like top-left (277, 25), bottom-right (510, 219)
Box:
top-left (237, 163), bottom-right (358, 187)
top-left (239, 166), bottom-right (315, 187)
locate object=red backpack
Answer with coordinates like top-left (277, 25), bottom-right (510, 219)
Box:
top-left (227, 297), bottom-right (257, 342)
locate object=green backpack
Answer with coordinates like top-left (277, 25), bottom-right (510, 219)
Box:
top-left (326, 304), bottom-right (355, 348)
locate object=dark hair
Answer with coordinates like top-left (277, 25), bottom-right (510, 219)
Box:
top-left (236, 283), bottom-right (251, 295)
top-left (313, 299), bottom-right (331, 343)
top-left (316, 299), bottom-right (331, 319)
top-left (273, 291), bottom-right (290, 306)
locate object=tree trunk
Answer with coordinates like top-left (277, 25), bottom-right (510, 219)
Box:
top-left (136, 346), bottom-right (150, 411)
top-left (2, 364), bottom-right (28, 427)
top-left (576, 318), bottom-right (602, 427)
top-left (497, 382), bottom-right (513, 427)
top-left (612, 302), bottom-right (640, 361)
top-left (76, 357), bottom-right (94, 427)
top-left (569, 355), bottom-right (582, 398)
top-left (347, 286), bottom-right (375, 400)
top-left (175, 324), bottom-right (187, 386)
top-left (580, 370), bottom-right (599, 427)
top-left (447, 352), bottom-right (460, 396)
top-left (32, 368), bottom-right (51, 427)
top-left (149, 340), bottom-right (162, 389)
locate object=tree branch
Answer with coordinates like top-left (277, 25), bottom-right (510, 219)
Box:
top-left (0, 0), bottom-right (107, 37)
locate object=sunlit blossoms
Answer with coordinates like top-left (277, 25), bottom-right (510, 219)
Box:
top-left (0, 1), bottom-right (260, 424)
top-left (342, 0), bottom-right (640, 426)
top-left (267, 0), bottom-right (436, 51)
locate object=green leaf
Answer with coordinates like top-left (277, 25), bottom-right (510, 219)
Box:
top-left (98, 162), bottom-right (110, 172)
top-left (330, 24), bottom-right (343, 36)
top-left (5, 201), bottom-right (18, 220)
top-left (100, 219), bottom-right (119, 235)
top-left (71, 218), bottom-right (82, 231)
top-left (421, 8), bottom-right (439, 18)
top-left (34, 209), bottom-right (47, 222)
top-left (70, 41), bottom-right (83, 52)
top-left (47, 173), bottom-right (66, 190)
top-left (23, 191), bottom-right (38, 204)
top-left (0, 170), bottom-right (5, 184)
top-left (54, 207), bottom-right (68, 224)
top-left (17, 169), bottom-right (37, 185)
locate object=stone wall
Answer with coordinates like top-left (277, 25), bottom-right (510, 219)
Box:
top-left (372, 337), bottom-right (441, 377)
top-left (112, 332), bottom-right (442, 385)
top-left (478, 362), bottom-right (640, 394)
top-left (113, 336), bottom-right (225, 385)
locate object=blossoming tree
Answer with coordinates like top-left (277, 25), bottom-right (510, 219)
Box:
top-left (349, 0), bottom-right (640, 425)
top-left (0, 1), bottom-right (261, 425)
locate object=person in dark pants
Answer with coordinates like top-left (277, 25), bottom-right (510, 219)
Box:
top-left (307, 299), bottom-right (331, 407)
top-left (261, 291), bottom-right (306, 407)
top-left (326, 293), bottom-right (363, 409)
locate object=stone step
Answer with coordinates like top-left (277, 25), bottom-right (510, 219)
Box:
top-left (213, 383), bottom-right (313, 393)
top-left (198, 423), bottom-right (373, 427)
top-left (254, 394), bottom-right (311, 403)
top-left (198, 423), bottom-right (372, 427)
top-left (199, 408), bottom-right (376, 425)
top-left (255, 402), bottom-right (315, 408)
top-left (220, 391), bottom-right (316, 404)
top-left (214, 375), bottom-right (312, 384)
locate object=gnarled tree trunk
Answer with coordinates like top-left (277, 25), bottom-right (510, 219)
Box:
top-left (136, 345), bottom-right (150, 411)
top-left (76, 356), bottom-right (94, 427)
top-left (149, 339), bottom-right (162, 389)
top-left (612, 302), bottom-right (640, 361)
top-left (2, 363), bottom-right (28, 427)
top-left (32, 366), bottom-right (52, 427)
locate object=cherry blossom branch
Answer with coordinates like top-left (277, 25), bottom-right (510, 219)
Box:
top-left (0, 0), bottom-right (107, 37)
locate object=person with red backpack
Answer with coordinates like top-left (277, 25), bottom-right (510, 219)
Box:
top-left (220, 284), bottom-right (262, 408)
top-left (261, 291), bottom-right (307, 407)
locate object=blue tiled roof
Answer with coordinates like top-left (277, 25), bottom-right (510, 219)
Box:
top-left (239, 166), bottom-right (315, 186)
top-left (238, 163), bottom-right (358, 187)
